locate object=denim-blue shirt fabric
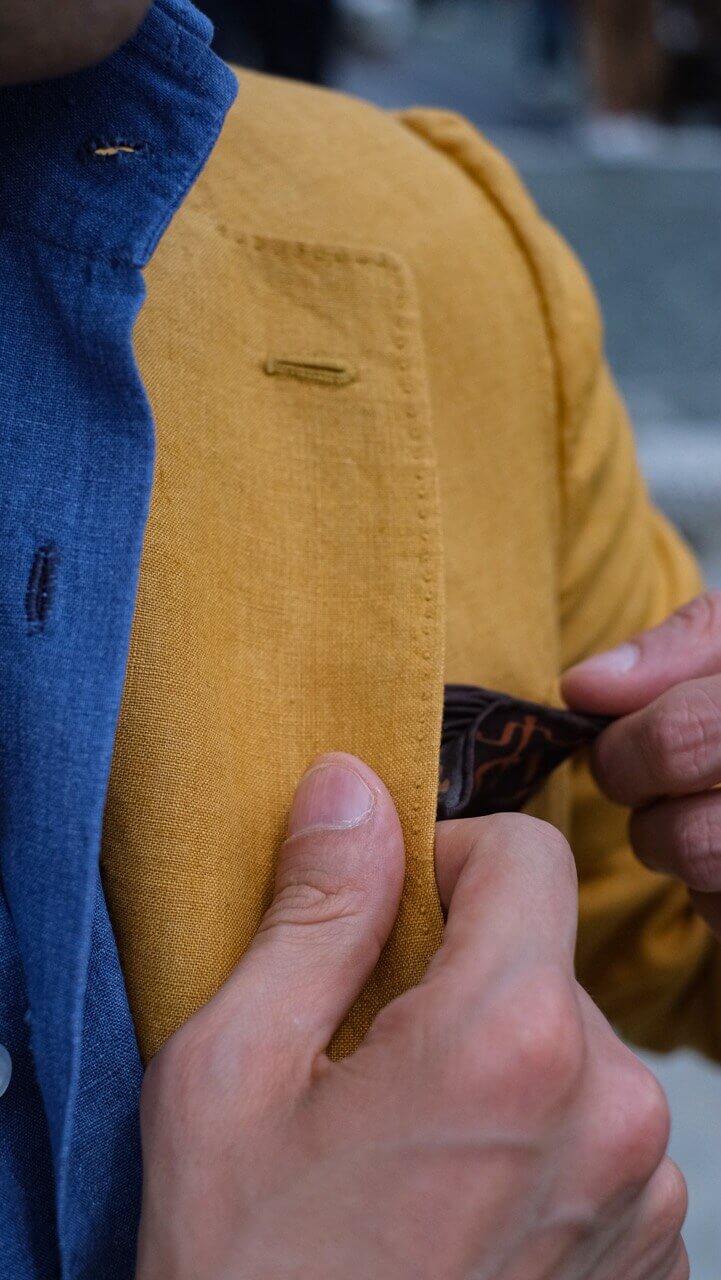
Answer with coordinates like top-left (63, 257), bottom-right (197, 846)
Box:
top-left (0, 6), bottom-right (237, 1275)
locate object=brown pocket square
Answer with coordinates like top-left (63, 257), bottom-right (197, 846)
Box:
top-left (438, 684), bottom-right (611, 821)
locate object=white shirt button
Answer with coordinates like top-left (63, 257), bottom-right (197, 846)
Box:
top-left (0, 1044), bottom-right (12, 1097)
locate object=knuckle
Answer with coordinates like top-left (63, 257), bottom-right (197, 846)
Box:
top-left (527, 820), bottom-right (577, 891)
top-left (672, 590), bottom-right (721, 644)
top-left (483, 813), bottom-right (573, 860)
top-left (669, 1245), bottom-right (691, 1280)
top-left (647, 1161), bottom-right (689, 1246)
top-left (645, 688), bottom-right (719, 790)
top-left (482, 968), bottom-right (585, 1112)
top-left (261, 872), bottom-right (367, 932)
top-left (672, 800), bottom-right (721, 889)
top-left (634, 1162), bottom-right (688, 1272)
top-left (482, 813), bottom-right (577, 888)
top-left (467, 812), bottom-right (530, 845)
top-left (606, 1063), bottom-right (671, 1189)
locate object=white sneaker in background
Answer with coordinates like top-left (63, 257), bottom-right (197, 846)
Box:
top-left (335, 0), bottom-right (417, 58)
top-left (581, 113), bottom-right (670, 164)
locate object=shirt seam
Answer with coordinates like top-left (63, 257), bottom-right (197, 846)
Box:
top-left (0, 215), bottom-right (136, 267)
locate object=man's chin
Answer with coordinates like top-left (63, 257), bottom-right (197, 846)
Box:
top-left (0, 0), bottom-right (153, 85)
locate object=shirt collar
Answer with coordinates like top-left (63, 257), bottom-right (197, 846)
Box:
top-left (0, 0), bottom-right (238, 266)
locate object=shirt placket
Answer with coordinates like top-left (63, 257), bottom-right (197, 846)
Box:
top-left (0, 6), bottom-right (236, 1276)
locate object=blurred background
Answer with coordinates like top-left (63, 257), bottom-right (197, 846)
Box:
top-left (201, 1), bottom-right (721, 1270)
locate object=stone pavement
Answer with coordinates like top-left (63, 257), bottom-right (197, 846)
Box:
top-left (334, 4), bottom-right (721, 1273)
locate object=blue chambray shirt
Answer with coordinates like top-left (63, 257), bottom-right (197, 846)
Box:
top-left (0, 5), bottom-right (236, 1275)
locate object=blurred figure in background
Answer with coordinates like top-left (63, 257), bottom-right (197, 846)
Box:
top-left (583, 0), bottom-right (664, 113)
top-left (335, 0), bottom-right (416, 57)
top-left (581, 0), bottom-right (666, 157)
top-left (202, 0), bottom-right (334, 83)
top-left (244, 0), bottom-right (333, 83)
top-left (202, 0), bottom-right (418, 85)
top-left (531, 0), bottom-right (572, 70)
top-left (201, 0), bottom-right (721, 136)
top-left (581, 0), bottom-right (721, 157)
top-left (522, 0), bottom-right (576, 115)
top-left (663, 0), bottom-right (721, 120)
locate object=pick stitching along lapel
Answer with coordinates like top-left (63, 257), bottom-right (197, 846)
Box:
top-left (104, 229), bottom-right (447, 1060)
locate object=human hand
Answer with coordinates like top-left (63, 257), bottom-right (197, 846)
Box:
top-left (136, 752), bottom-right (687, 1279)
top-left (0, 0), bottom-right (152, 85)
top-left (563, 590), bottom-right (721, 938)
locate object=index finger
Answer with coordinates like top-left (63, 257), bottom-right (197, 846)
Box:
top-left (590, 675), bottom-right (721, 807)
top-left (428, 814), bottom-right (579, 996)
top-left (562, 592), bottom-right (721, 718)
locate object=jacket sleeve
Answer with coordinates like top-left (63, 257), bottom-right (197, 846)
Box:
top-left (548, 242), bottom-right (721, 1059)
top-left (400, 108), bottom-right (721, 1059)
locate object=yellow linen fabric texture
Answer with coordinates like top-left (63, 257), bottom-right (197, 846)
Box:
top-left (102, 71), bottom-right (721, 1064)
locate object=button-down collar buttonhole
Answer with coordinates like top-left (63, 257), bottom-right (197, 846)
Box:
top-left (83, 138), bottom-right (149, 160)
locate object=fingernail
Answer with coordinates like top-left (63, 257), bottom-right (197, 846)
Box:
top-left (288, 761), bottom-right (374, 836)
top-left (568, 642), bottom-right (640, 679)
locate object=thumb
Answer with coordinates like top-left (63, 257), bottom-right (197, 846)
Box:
top-left (204, 752), bottom-right (405, 1062)
top-left (561, 592), bottom-right (721, 716)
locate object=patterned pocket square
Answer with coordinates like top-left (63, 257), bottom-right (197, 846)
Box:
top-left (438, 684), bottom-right (611, 821)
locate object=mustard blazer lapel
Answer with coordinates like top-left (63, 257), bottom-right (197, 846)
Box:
top-left (105, 229), bottom-right (447, 1058)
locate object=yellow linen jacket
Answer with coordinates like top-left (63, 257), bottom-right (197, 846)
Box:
top-left (100, 70), bottom-right (721, 1065)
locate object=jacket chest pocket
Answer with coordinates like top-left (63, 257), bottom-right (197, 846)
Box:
top-left (108, 232), bottom-right (447, 1060)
